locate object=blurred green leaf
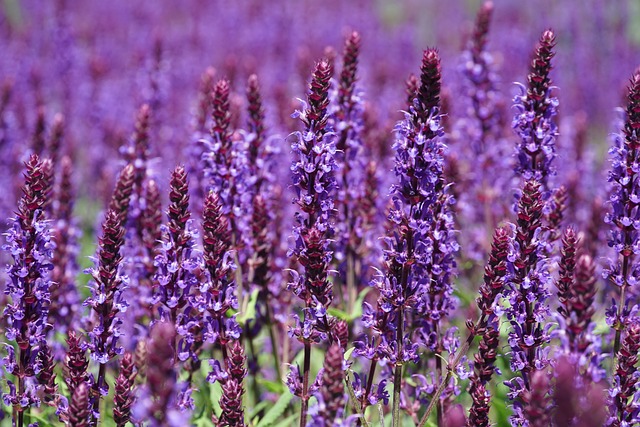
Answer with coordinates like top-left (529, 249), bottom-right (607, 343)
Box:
top-left (237, 289), bottom-right (259, 326)
top-left (256, 378), bottom-right (285, 394)
top-left (271, 414), bottom-right (298, 427)
top-left (255, 392), bottom-right (293, 427)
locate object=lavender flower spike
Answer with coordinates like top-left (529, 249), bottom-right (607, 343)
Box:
top-left (67, 382), bottom-right (91, 427)
top-left (133, 322), bottom-right (191, 426)
top-left (219, 340), bottom-right (247, 427)
top-left (2, 154), bottom-right (54, 426)
top-left (513, 30), bottom-right (558, 193)
top-left (83, 208), bottom-right (127, 417)
top-left (113, 353), bottom-right (136, 427)
top-left (504, 179), bottom-right (553, 426)
top-left (288, 58), bottom-right (337, 427)
top-left (605, 70), bottom-right (640, 355)
top-left (607, 319), bottom-right (640, 426)
top-left (309, 343), bottom-right (347, 426)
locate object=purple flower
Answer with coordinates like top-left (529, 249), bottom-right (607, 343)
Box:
top-left (133, 322), bottom-right (191, 426)
top-left (504, 180), bottom-right (553, 424)
top-left (2, 154), bottom-right (54, 414)
top-left (49, 156), bottom-right (81, 336)
top-left (309, 343), bottom-right (347, 427)
top-left (113, 353), bottom-right (137, 427)
top-left (199, 190), bottom-right (239, 350)
top-left (605, 70), bottom-right (640, 354)
top-left (153, 166), bottom-right (202, 368)
top-left (218, 340), bottom-right (247, 427)
top-left (607, 320), bottom-right (640, 426)
top-left (201, 79), bottom-right (252, 256)
top-left (512, 30), bottom-right (558, 194)
top-left (67, 382), bottom-right (90, 427)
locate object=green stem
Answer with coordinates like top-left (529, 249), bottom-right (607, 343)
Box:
top-left (417, 317), bottom-right (482, 427)
top-left (299, 341), bottom-right (311, 427)
top-left (391, 308), bottom-right (404, 427)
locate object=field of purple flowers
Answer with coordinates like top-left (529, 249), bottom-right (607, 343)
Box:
top-left (1, 0), bottom-right (640, 426)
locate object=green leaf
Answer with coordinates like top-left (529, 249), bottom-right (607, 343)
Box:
top-left (255, 392), bottom-right (293, 427)
top-left (210, 381), bottom-right (223, 417)
top-left (237, 289), bottom-right (260, 326)
top-left (256, 378), bottom-right (286, 394)
top-left (271, 413), bottom-right (299, 427)
top-left (328, 287), bottom-right (371, 322)
top-left (344, 346), bottom-right (355, 360)
top-left (328, 306), bottom-right (351, 321)
top-left (195, 417), bottom-right (215, 427)
top-left (249, 400), bottom-right (271, 419)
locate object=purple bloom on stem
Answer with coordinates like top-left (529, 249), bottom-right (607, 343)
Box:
top-left (133, 322), bottom-right (191, 426)
top-left (309, 343), bottom-right (348, 427)
top-left (113, 353), bottom-right (136, 427)
top-left (67, 382), bottom-right (90, 427)
top-left (504, 179), bottom-right (553, 425)
top-left (49, 156), bottom-right (80, 336)
top-left (2, 154), bottom-right (54, 425)
top-left (607, 319), bottom-right (640, 426)
top-left (606, 70), bottom-right (640, 357)
top-left (218, 340), bottom-right (247, 427)
top-left (200, 190), bottom-right (239, 353)
top-left (513, 30), bottom-right (558, 194)
top-left (153, 166), bottom-right (201, 373)
top-left (288, 58), bottom-right (337, 427)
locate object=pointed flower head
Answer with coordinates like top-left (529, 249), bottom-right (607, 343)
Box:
top-left (513, 30), bottom-right (558, 191)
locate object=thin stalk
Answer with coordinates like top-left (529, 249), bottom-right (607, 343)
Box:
top-left (417, 316), bottom-right (483, 427)
top-left (266, 303), bottom-right (282, 380)
top-left (346, 371), bottom-right (371, 427)
top-left (391, 307), bottom-right (404, 427)
top-left (299, 341), bottom-right (312, 427)
top-left (247, 336), bottom-right (259, 391)
top-left (93, 363), bottom-right (107, 422)
top-left (434, 324), bottom-right (443, 425)
top-left (17, 369), bottom-right (24, 427)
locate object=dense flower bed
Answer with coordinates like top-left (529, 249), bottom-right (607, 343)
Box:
top-left (1, 1), bottom-right (640, 426)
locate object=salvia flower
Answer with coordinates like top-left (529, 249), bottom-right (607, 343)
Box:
top-left (553, 356), bottom-right (607, 427)
top-left (199, 190), bottom-right (240, 351)
top-left (108, 163), bottom-right (136, 225)
top-left (330, 31), bottom-right (374, 307)
top-left (467, 325), bottom-right (499, 427)
top-left (113, 353), bottom-right (136, 427)
top-left (605, 70), bottom-right (640, 353)
top-left (456, 1), bottom-right (512, 257)
top-left (67, 382), bottom-right (90, 427)
top-left (133, 322), bottom-right (190, 426)
top-left (513, 30), bottom-right (558, 193)
top-left (153, 166), bottom-right (202, 370)
top-left (63, 330), bottom-right (89, 400)
top-left (83, 208), bottom-right (127, 401)
top-left (288, 58), bottom-right (337, 426)
top-left (556, 228), bottom-right (601, 379)
top-left (309, 343), bottom-right (347, 427)
top-left (201, 79), bottom-right (251, 255)
top-left (476, 226), bottom-right (510, 319)
top-left (607, 319), bottom-right (640, 426)
top-left (2, 154), bottom-right (54, 416)
top-left (49, 156), bottom-right (80, 336)
top-left (218, 340), bottom-right (247, 427)
top-left (504, 179), bottom-right (553, 423)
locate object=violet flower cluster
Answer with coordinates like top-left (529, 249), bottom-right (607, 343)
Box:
top-left (2, 154), bottom-right (54, 418)
top-left (512, 30), bottom-right (558, 194)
